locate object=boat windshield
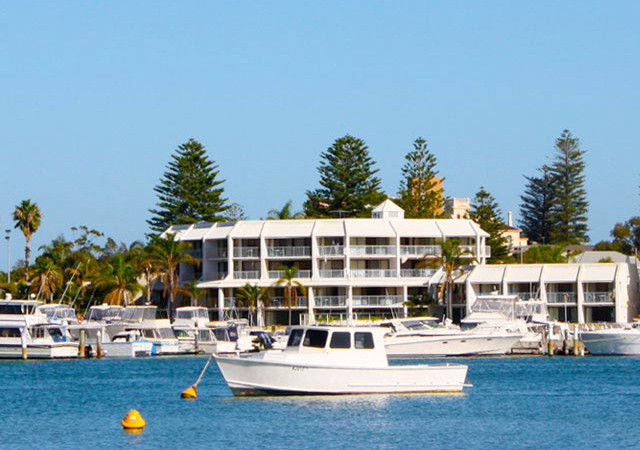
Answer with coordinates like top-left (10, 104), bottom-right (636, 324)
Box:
top-left (173, 329), bottom-right (190, 338)
top-left (287, 329), bottom-right (304, 347)
top-left (122, 307), bottom-right (156, 322)
top-left (87, 307), bottom-right (123, 321)
top-left (157, 328), bottom-right (175, 339)
top-left (198, 330), bottom-right (213, 342)
top-left (0, 303), bottom-right (37, 315)
top-left (213, 328), bottom-right (230, 341)
top-left (303, 329), bottom-right (328, 348)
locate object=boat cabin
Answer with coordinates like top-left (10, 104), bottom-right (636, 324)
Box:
top-left (39, 304), bottom-right (78, 324)
top-left (86, 305), bottom-right (124, 323)
top-left (121, 306), bottom-right (157, 323)
top-left (173, 307), bottom-right (210, 327)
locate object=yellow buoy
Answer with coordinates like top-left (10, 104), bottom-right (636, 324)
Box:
top-left (121, 409), bottom-right (146, 432)
top-left (181, 385), bottom-right (197, 399)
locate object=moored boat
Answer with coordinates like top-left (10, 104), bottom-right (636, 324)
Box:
top-left (580, 323), bottom-right (640, 355)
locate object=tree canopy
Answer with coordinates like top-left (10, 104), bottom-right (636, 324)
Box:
top-left (519, 166), bottom-right (553, 244)
top-left (470, 187), bottom-right (510, 262)
top-left (397, 137), bottom-right (443, 218)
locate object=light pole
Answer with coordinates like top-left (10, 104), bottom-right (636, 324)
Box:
top-left (4, 229), bottom-right (10, 284)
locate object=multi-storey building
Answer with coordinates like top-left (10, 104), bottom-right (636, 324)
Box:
top-left (165, 200), bottom-right (490, 325)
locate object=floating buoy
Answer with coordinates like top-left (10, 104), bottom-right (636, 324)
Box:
top-left (121, 409), bottom-right (146, 432)
top-left (181, 385), bottom-right (197, 399)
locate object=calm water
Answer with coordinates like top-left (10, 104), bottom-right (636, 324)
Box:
top-left (1, 355), bottom-right (638, 449)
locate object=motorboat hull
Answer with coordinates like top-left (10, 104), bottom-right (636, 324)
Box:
top-left (580, 330), bottom-right (640, 355)
top-left (0, 342), bottom-right (79, 359)
top-left (384, 333), bottom-right (523, 358)
top-left (99, 341), bottom-right (153, 358)
top-left (215, 355), bottom-right (468, 396)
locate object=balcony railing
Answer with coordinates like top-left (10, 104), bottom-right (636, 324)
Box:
top-left (318, 269), bottom-right (345, 278)
top-left (400, 245), bottom-right (440, 257)
top-left (269, 297), bottom-right (308, 308)
top-left (547, 292), bottom-right (577, 304)
top-left (509, 292), bottom-right (538, 301)
top-left (268, 270), bottom-right (311, 279)
top-left (315, 296), bottom-right (347, 307)
top-left (318, 245), bottom-right (344, 256)
top-left (233, 270), bottom-right (260, 279)
top-left (350, 269), bottom-right (397, 278)
top-left (400, 269), bottom-right (436, 278)
top-left (203, 272), bottom-right (228, 281)
top-left (350, 245), bottom-right (396, 256)
top-left (585, 291), bottom-right (614, 303)
top-left (233, 247), bottom-right (260, 258)
top-left (353, 295), bottom-right (404, 307)
top-left (267, 246), bottom-right (311, 258)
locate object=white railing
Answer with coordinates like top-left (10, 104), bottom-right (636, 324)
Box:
top-left (233, 247), bottom-right (260, 258)
top-left (318, 246), bottom-right (344, 256)
top-left (400, 245), bottom-right (440, 256)
top-left (585, 292), bottom-right (614, 303)
top-left (315, 296), bottom-right (347, 307)
top-left (459, 245), bottom-right (476, 255)
top-left (270, 297), bottom-right (308, 308)
top-left (350, 245), bottom-right (396, 256)
top-left (268, 270), bottom-right (311, 279)
top-left (352, 295), bottom-right (404, 307)
top-left (233, 270), bottom-right (260, 279)
top-left (267, 246), bottom-right (311, 258)
top-left (400, 269), bottom-right (436, 278)
top-left (484, 246), bottom-right (491, 257)
top-left (318, 269), bottom-right (345, 278)
top-left (350, 269), bottom-right (397, 278)
top-left (547, 292), bottom-right (577, 303)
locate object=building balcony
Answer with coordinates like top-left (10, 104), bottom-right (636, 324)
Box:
top-left (269, 297), bottom-right (308, 308)
top-left (233, 270), bottom-right (260, 279)
top-left (352, 295), bottom-right (404, 307)
top-left (584, 291), bottom-right (614, 303)
top-left (205, 249), bottom-right (228, 259)
top-left (233, 247), bottom-right (260, 258)
top-left (547, 292), bottom-right (577, 304)
top-left (400, 269), bottom-right (436, 278)
top-left (268, 270), bottom-right (311, 279)
top-left (318, 245), bottom-right (344, 257)
top-left (267, 246), bottom-right (311, 258)
top-left (203, 272), bottom-right (228, 281)
top-left (315, 295), bottom-right (347, 307)
top-left (350, 245), bottom-right (396, 256)
top-left (509, 292), bottom-right (538, 301)
top-left (185, 248), bottom-right (203, 259)
top-left (318, 269), bottom-right (346, 278)
top-left (400, 245), bottom-right (441, 257)
top-left (350, 269), bottom-right (397, 278)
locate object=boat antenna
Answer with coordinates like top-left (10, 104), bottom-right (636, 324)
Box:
top-left (59, 262), bottom-right (82, 304)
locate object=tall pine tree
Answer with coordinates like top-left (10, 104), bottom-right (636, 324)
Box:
top-left (304, 135), bottom-right (386, 218)
top-left (519, 166), bottom-right (554, 244)
top-left (470, 187), bottom-right (510, 263)
top-left (148, 139), bottom-right (228, 234)
top-left (397, 137), bottom-right (443, 218)
top-left (548, 130), bottom-right (589, 244)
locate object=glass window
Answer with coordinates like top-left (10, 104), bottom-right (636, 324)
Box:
top-left (287, 329), bottom-right (304, 347)
top-left (214, 329), bottom-right (229, 341)
top-left (303, 329), bottom-right (328, 348)
top-left (354, 332), bottom-right (374, 349)
top-left (330, 332), bottom-right (351, 349)
top-left (0, 327), bottom-right (21, 338)
top-left (142, 329), bottom-right (155, 339)
top-left (158, 328), bottom-right (175, 339)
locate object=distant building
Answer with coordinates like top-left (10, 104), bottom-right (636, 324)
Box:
top-left (445, 197), bottom-right (470, 219)
top-left (502, 211), bottom-right (528, 255)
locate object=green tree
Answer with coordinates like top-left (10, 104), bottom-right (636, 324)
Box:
top-left (304, 135), bottom-right (386, 218)
top-left (397, 137), bottom-right (443, 218)
top-left (519, 166), bottom-right (554, 244)
top-left (12, 199), bottom-right (43, 283)
top-left (594, 216), bottom-right (640, 255)
top-left (226, 203), bottom-right (248, 221)
top-left (236, 283), bottom-right (270, 326)
top-left (548, 130), bottom-right (589, 244)
top-left (521, 245), bottom-right (567, 263)
top-left (129, 241), bottom-right (161, 304)
top-left (95, 254), bottom-right (142, 305)
top-left (470, 187), bottom-right (510, 262)
top-left (148, 139), bottom-right (229, 234)
top-left (268, 200), bottom-right (304, 219)
top-left (274, 265), bottom-right (306, 326)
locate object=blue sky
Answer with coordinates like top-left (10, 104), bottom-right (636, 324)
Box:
top-left (1, 1), bottom-right (639, 266)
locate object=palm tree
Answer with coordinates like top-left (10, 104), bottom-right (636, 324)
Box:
top-left (267, 200), bottom-right (304, 220)
top-left (13, 199), bottom-right (43, 283)
top-left (149, 233), bottom-right (199, 320)
top-left (419, 239), bottom-right (473, 320)
top-left (95, 254), bottom-right (142, 305)
top-left (184, 278), bottom-right (206, 306)
top-left (274, 265), bottom-right (306, 326)
top-left (129, 241), bottom-right (161, 304)
top-left (236, 283), bottom-right (270, 326)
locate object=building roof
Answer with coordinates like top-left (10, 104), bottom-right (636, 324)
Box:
top-left (372, 199), bottom-right (404, 212)
top-left (572, 251), bottom-right (637, 264)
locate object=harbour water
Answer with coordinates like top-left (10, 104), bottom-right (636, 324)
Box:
top-left (1, 356), bottom-right (638, 449)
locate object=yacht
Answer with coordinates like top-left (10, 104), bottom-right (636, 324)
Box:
top-left (172, 306), bottom-right (216, 354)
top-left (214, 325), bottom-right (469, 396)
top-left (120, 306), bottom-right (183, 355)
top-left (580, 323), bottom-right (640, 355)
top-left (39, 303), bottom-right (79, 326)
top-left (0, 300), bottom-right (78, 359)
top-left (67, 323), bottom-right (153, 358)
top-left (382, 317), bottom-right (523, 357)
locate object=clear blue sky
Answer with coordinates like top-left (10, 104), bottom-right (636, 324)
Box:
top-left (2, 1), bottom-right (639, 267)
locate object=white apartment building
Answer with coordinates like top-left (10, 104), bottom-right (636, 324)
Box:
top-left (166, 200), bottom-right (490, 325)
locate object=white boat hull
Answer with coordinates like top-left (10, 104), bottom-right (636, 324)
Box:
top-left (385, 333), bottom-right (522, 357)
top-left (215, 356), bottom-right (468, 395)
top-left (99, 341), bottom-right (153, 358)
top-left (581, 331), bottom-right (640, 355)
top-left (0, 342), bottom-right (79, 359)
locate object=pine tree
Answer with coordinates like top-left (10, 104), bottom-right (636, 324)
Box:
top-left (547, 130), bottom-right (589, 244)
top-left (470, 187), bottom-right (510, 262)
top-left (303, 135), bottom-right (386, 217)
top-left (519, 166), bottom-right (554, 244)
top-left (396, 137), bottom-right (443, 218)
top-left (148, 139), bottom-right (228, 234)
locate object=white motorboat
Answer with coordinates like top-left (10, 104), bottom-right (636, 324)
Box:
top-left (214, 325), bottom-right (469, 396)
top-left (105, 330), bottom-right (153, 357)
top-left (0, 300), bottom-right (78, 359)
top-left (580, 323), bottom-right (640, 355)
top-left (39, 303), bottom-right (79, 325)
top-left (173, 326), bottom-right (218, 354)
top-left (120, 306), bottom-right (183, 355)
top-left (382, 317), bottom-right (523, 357)
top-left (68, 323), bottom-right (153, 358)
